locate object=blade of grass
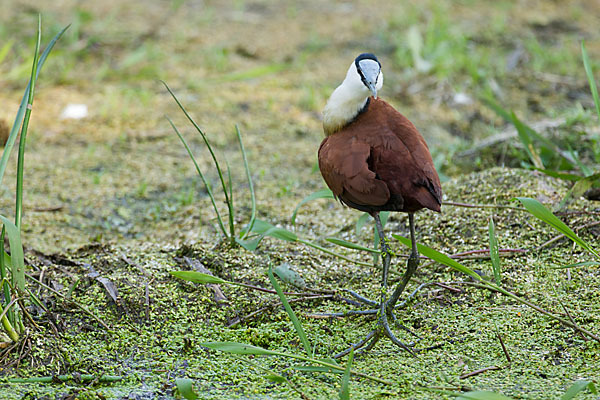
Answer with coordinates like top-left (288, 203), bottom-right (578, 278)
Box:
top-left (561, 380), bottom-right (598, 400)
top-left (457, 391), bottom-right (514, 400)
top-left (291, 188), bottom-right (334, 225)
top-left (339, 348), bottom-right (353, 400)
top-left (241, 219), bottom-right (374, 266)
top-left (326, 237), bottom-right (380, 254)
top-left (165, 116), bottom-right (227, 237)
top-left (200, 341), bottom-right (391, 385)
top-left (268, 265), bottom-right (312, 356)
top-left (225, 158), bottom-right (235, 240)
top-left (488, 218), bottom-right (501, 286)
top-left (15, 15), bottom-right (41, 229)
top-left (582, 41), bottom-right (600, 121)
top-left (510, 111), bottom-right (543, 169)
top-left (515, 197), bottom-right (599, 259)
top-left (0, 228), bottom-right (11, 321)
top-left (0, 217), bottom-right (25, 294)
top-left (162, 81), bottom-right (234, 236)
top-left (170, 271), bottom-right (230, 285)
top-left (551, 261), bottom-right (600, 269)
top-left (532, 168), bottom-right (582, 182)
top-left (175, 378), bottom-right (199, 400)
top-left (556, 172), bottom-right (600, 211)
top-left (393, 235), bottom-right (481, 281)
top-left (297, 239), bottom-right (373, 267)
top-left (355, 213), bottom-right (370, 235)
top-left (0, 24), bottom-right (70, 187)
top-left (394, 236), bottom-right (600, 341)
top-left (236, 125), bottom-right (256, 240)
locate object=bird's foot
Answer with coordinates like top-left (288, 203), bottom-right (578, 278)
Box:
top-left (332, 302), bottom-right (419, 359)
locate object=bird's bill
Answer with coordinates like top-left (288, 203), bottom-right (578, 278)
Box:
top-left (368, 82), bottom-right (378, 99)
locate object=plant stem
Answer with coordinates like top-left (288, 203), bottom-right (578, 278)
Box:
top-left (297, 239), bottom-right (374, 268)
top-left (0, 314), bottom-right (19, 342)
top-left (0, 228), bottom-right (13, 326)
top-left (236, 125), bottom-right (256, 240)
top-left (15, 15), bottom-right (41, 229)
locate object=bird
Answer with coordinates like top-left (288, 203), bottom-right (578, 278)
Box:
top-left (318, 53), bottom-right (442, 356)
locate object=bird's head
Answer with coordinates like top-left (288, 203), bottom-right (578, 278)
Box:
top-left (322, 53), bottom-right (384, 135)
top-left (346, 53), bottom-right (383, 99)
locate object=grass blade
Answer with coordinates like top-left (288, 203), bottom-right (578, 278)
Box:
top-left (1, 216), bottom-right (25, 294)
top-left (236, 125), bottom-right (256, 240)
top-left (556, 172), bottom-right (600, 211)
top-left (457, 391), bottom-right (514, 400)
top-left (202, 341), bottom-right (391, 385)
top-left (268, 265), bottom-right (312, 356)
top-left (166, 116), bottom-right (227, 237)
top-left (170, 271), bottom-right (230, 285)
top-left (488, 218), bottom-right (501, 286)
top-left (175, 378), bottom-right (199, 400)
top-left (355, 212), bottom-right (370, 235)
top-left (15, 15), bottom-right (41, 229)
top-left (551, 261), bottom-right (600, 269)
top-left (291, 188), bottom-right (334, 225)
top-left (533, 168), bottom-right (582, 182)
top-left (510, 111), bottom-right (544, 169)
top-left (393, 234), bottom-right (482, 281)
top-left (201, 341), bottom-right (278, 355)
top-left (162, 81), bottom-right (234, 235)
top-left (298, 239), bottom-right (373, 267)
top-left (326, 237), bottom-right (380, 254)
top-left (225, 158), bottom-right (235, 239)
top-left (339, 348), bottom-right (353, 400)
top-left (561, 379), bottom-right (597, 400)
top-left (582, 41), bottom-right (600, 121)
top-left (515, 197), bottom-right (599, 259)
top-left (395, 235), bottom-right (599, 341)
top-left (0, 23), bottom-right (69, 187)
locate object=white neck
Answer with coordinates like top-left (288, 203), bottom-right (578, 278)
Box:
top-left (322, 61), bottom-right (382, 135)
top-left (322, 84), bottom-right (370, 136)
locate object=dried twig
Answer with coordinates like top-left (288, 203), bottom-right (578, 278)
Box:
top-left (495, 330), bottom-right (511, 364)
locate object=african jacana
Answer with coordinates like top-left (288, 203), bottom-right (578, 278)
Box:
top-left (318, 53), bottom-right (442, 356)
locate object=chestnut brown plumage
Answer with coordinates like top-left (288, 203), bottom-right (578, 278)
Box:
top-left (319, 97), bottom-right (441, 214)
top-left (318, 53), bottom-right (442, 356)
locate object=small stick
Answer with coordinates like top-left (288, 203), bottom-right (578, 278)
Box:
top-left (459, 365), bottom-right (501, 379)
top-left (559, 300), bottom-right (588, 341)
top-left (495, 330), bottom-right (511, 364)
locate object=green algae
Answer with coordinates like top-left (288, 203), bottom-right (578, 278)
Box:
top-left (0, 1), bottom-right (599, 399)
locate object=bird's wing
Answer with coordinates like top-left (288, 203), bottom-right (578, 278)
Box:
top-left (318, 135), bottom-right (390, 206)
top-left (384, 111), bottom-right (443, 209)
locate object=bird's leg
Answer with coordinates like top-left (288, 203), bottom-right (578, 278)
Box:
top-left (387, 213), bottom-right (419, 309)
top-left (330, 213), bottom-right (422, 358)
top-left (372, 212), bottom-right (392, 306)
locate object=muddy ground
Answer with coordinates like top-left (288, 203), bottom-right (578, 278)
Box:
top-left (0, 0), bottom-right (599, 399)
